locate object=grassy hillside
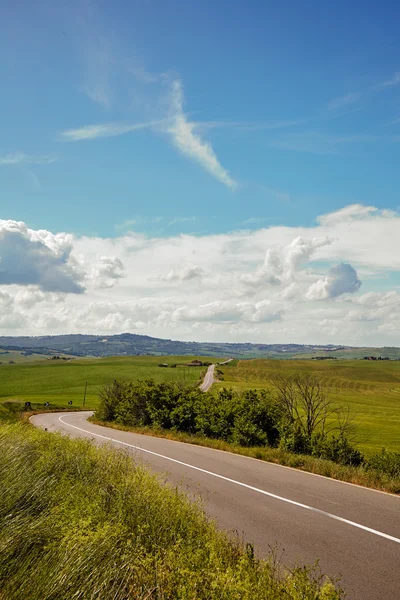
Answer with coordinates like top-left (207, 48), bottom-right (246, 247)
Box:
top-left (216, 360), bottom-right (400, 454)
top-left (0, 356), bottom-right (215, 409)
top-left (0, 348), bottom-right (61, 364)
top-left (0, 423), bottom-right (342, 599)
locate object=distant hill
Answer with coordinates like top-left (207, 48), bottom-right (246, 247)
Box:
top-left (0, 333), bottom-right (399, 360)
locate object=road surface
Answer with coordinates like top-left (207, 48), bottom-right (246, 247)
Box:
top-left (31, 412), bottom-right (400, 600)
top-left (199, 363), bottom-right (215, 392)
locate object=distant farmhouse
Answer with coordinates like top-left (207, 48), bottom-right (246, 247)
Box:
top-left (186, 360), bottom-right (203, 367)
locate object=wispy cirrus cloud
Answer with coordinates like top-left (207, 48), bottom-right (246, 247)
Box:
top-left (194, 118), bottom-right (308, 133)
top-left (0, 153), bottom-right (57, 166)
top-left (165, 79), bottom-right (238, 190)
top-left (326, 92), bottom-right (362, 111)
top-left (380, 71), bottom-right (400, 88)
top-left (60, 121), bottom-right (160, 141)
top-left (115, 216), bottom-right (163, 231)
top-left (168, 216), bottom-right (197, 226)
top-left (269, 131), bottom-right (382, 155)
top-left (61, 79), bottom-right (238, 190)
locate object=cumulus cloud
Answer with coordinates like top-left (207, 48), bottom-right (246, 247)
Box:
top-left (242, 236), bottom-right (333, 288)
top-left (1, 205), bottom-right (400, 345)
top-left (173, 300), bottom-right (282, 324)
top-left (162, 264), bottom-right (204, 282)
top-left (0, 220), bottom-right (84, 293)
top-left (306, 263), bottom-right (361, 300)
top-left (90, 256), bottom-right (125, 288)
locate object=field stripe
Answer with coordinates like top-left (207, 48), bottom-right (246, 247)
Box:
top-left (58, 415), bottom-right (400, 545)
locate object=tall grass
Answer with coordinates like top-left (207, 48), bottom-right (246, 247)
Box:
top-left (0, 424), bottom-right (342, 599)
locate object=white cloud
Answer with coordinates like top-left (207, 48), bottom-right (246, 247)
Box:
top-left (0, 153), bottom-right (57, 165)
top-left (326, 92), bottom-right (361, 111)
top-left (242, 236), bottom-right (333, 288)
top-left (306, 263), bottom-right (361, 300)
top-left (172, 300), bottom-right (282, 324)
top-left (1, 204), bottom-right (400, 345)
top-left (89, 256), bottom-right (125, 288)
top-left (168, 217), bottom-right (197, 226)
top-left (380, 72), bottom-right (400, 87)
top-left (0, 220), bottom-right (84, 293)
top-left (165, 80), bottom-right (237, 189)
top-left (317, 203), bottom-right (378, 225)
top-left (60, 121), bottom-right (158, 141)
top-left (269, 132), bottom-right (377, 155)
top-left (162, 264), bottom-right (204, 282)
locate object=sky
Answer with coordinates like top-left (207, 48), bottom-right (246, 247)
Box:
top-left (1, 0), bottom-right (400, 345)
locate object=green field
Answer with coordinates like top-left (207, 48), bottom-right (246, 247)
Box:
top-left (2, 355), bottom-right (399, 455)
top-left (0, 356), bottom-right (216, 409)
top-left (0, 348), bottom-right (59, 364)
top-left (217, 359), bottom-right (400, 454)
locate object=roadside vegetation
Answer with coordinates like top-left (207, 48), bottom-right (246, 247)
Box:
top-left (96, 378), bottom-right (400, 494)
top-left (0, 420), bottom-right (342, 599)
top-left (217, 359), bottom-right (400, 453)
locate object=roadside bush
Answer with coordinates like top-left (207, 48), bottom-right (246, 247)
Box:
top-left (98, 381), bottom-right (282, 448)
top-left (310, 433), bottom-right (364, 467)
top-left (97, 379), bottom-right (370, 469)
top-left (366, 449), bottom-right (400, 478)
top-left (279, 422), bottom-right (311, 455)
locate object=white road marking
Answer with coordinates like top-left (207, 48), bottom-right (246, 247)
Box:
top-left (58, 415), bottom-right (400, 545)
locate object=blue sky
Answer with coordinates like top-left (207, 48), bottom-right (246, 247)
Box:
top-left (2, 0), bottom-right (400, 237)
top-left (1, 0), bottom-right (400, 343)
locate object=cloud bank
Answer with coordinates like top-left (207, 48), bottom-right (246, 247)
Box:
top-left (0, 204), bottom-right (399, 345)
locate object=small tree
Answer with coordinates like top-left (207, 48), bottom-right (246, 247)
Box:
top-left (272, 374), bottom-right (333, 440)
top-left (97, 380), bottom-right (125, 421)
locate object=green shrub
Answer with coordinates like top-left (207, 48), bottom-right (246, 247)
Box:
top-left (366, 449), bottom-right (400, 478)
top-left (310, 433), bottom-right (364, 467)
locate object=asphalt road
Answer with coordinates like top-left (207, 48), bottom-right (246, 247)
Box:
top-left (199, 364), bottom-right (215, 392)
top-left (31, 412), bottom-right (400, 600)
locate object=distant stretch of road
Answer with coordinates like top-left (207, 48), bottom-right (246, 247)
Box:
top-left (199, 364), bottom-right (215, 392)
top-left (199, 359), bottom-right (233, 392)
top-left (31, 412), bottom-right (400, 600)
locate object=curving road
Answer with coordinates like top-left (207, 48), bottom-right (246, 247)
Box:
top-left (31, 412), bottom-right (400, 600)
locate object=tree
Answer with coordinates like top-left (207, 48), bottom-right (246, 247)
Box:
top-left (271, 374), bottom-right (333, 440)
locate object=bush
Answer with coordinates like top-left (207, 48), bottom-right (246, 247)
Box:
top-left (279, 422), bottom-right (311, 455)
top-left (310, 433), bottom-right (364, 467)
top-left (366, 449), bottom-right (400, 478)
top-left (98, 379), bottom-right (371, 470)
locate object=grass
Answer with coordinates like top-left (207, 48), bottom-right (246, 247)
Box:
top-left (0, 422), bottom-right (342, 599)
top-left (0, 348), bottom-right (60, 364)
top-left (92, 418), bottom-right (400, 495)
top-left (0, 355), bottom-right (215, 410)
top-left (216, 359), bottom-right (400, 454)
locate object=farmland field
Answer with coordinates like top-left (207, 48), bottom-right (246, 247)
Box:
top-left (0, 356), bottom-right (215, 410)
top-left (216, 359), bottom-right (400, 454)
